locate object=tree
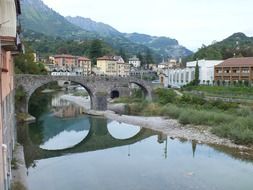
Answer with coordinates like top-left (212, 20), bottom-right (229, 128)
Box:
top-left (145, 49), bottom-right (154, 68)
top-left (137, 52), bottom-right (145, 67)
top-left (89, 39), bottom-right (103, 65)
top-left (14, 47), bottom-right (47, 75)
top-left (194, 61), bottom-right (200, 85)
top-left (119, 48), bottom-right (128, 62)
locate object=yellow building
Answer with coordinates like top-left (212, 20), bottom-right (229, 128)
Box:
top-left (96, 56), bottom-right (130, 76)
top-left (78, 57), bottom-right (92, 76)
top-left (117, 62), bottom-right (130, 77)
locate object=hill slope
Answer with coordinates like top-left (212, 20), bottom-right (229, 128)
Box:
top-left (190, 33), bottom-right (253, 60)
top-left (21, 0), bottom-right (96, 39)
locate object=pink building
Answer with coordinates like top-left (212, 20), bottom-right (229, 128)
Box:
top-left (0, 0), bottom-right (21, 189)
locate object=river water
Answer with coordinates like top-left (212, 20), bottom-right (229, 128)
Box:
top-left (18, 90), bottom-right (253, 190)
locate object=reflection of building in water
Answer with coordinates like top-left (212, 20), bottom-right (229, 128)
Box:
top-left (192, 140), bottom-right (197, 158)
top-left (157, 133), bottom-right (168, 159)
top-left (157, 133), bottom-right (167, 144)
top-left (51, 96), bottom-right (70, 107)
top-left (54, 104), bottom-right (84, 118)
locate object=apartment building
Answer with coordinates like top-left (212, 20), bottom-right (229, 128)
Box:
top-left (50, 54), bottom-right (91, 76)
top-left (96, 56), bottom-right (130, 76)
top-left (0, 0), bottom-right (22, 189)
top-left (214, 57), bottom-right (253, 82)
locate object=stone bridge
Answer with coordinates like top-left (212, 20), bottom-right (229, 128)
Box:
top-left (15, 75), bottom-right (155, 112)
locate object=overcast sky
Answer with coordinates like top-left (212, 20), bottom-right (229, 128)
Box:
top-left (42, 0), bottom-right (253, 51)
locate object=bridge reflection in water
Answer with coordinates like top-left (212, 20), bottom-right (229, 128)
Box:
top-left (18, 116), bottom-right (155, 168)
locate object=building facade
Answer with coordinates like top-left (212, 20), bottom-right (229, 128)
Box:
top-left (0, 0), bottom-right (21, 189)
top-left (97, 56), bottom-right (130, 77)
top-left (160, 59), bottom-right (223, 88)
top-left (50, 54), bottom-right (91, 76)
top-left (129, 56), bottom-right (141, 68)
top-left (214, 57), bottom-right (253, 82)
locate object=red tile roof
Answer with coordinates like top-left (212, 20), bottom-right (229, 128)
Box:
top-left (78, 57), bottom-right (90, 61)
top-left (97, 56), bottom-right (115, 61)
top-left (216, 57), bottom-right (253, 67)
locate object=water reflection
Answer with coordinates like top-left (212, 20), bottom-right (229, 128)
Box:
top-left (18, 89), bottom-right (253, 190)
top-left (37, 113), bottom-right (91, 150)
top-left (107, 120), bottom-right (141, 140)
top-left (25, 136), bottom-right (253, 190)
top-left (29, 91), bottom-right (91, 150)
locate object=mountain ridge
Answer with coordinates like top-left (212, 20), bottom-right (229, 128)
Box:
top-left (21, 0), bottom-right (193, 60)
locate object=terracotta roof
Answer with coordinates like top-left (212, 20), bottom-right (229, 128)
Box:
top-left (78, 57), bottom-right (90, 61)
top-left (216, 57), bottom-right (253, 67)
top-left (97, 56), bottom-right (115, 61)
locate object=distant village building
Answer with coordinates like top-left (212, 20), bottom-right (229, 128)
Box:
top-left (214, 57), bottom-right (253, 82)
top-left (0, 0), bottom-right (22, 189)
top-left (129, 56), bottom-right (141, 68)
top-left (96, 55), bottom-right (130, 77)
top-left (160, 59), bottom-right (223, 87)
top-left (50, 54), bottom-right (91, 76)
top-left (158, 59), bottom-right (180, 70)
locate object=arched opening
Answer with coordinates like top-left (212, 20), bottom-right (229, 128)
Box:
top-left (107, 120), bottom-right (141, 140)
top-left (129, 82), bottom-right (149, 100)
top-left (25, 81), bottom-right (94, 151)
top-left (110, 90), bottom-right (120, 99)
top-left (28, 81), bottom-right (93, 116)
top-left (160, 76), bottom-right (164, 84)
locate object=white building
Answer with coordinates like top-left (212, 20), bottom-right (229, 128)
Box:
top-left (160, 59), bottom-right (223, 88)
top-left (129, 56), bottom-right (141, 68)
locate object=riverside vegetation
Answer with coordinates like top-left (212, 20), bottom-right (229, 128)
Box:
top-left (115, 88), bottom-right (253, 146)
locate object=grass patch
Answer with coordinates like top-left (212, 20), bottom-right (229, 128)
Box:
top-left (212, 117), bottom-right (253, 145)
top-left (184, 85), bottom-right (253, 99)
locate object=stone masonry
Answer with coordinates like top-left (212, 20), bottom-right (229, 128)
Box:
top-left (15, 75), bottom-right (154, 112)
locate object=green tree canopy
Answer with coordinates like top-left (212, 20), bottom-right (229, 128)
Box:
top-left (14, 47), bottom-right (47, 75)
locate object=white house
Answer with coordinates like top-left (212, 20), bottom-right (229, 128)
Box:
top-left (160, 59), bottom-right (223, 88)
top-left (129, 56), bottom-right (141, 68)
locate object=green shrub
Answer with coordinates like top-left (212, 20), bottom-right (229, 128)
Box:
top-left (160, 104), bottom-right (181, 119)
top-left (154, 88), bottom-right (177, 104)
top-left (213, 117), bottom-right (253, 144)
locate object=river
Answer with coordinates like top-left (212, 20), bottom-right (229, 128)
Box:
top-left (18, 90), bottom-right (253, 190)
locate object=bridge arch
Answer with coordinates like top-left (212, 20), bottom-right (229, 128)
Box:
top-left (110, 90), bottom-right (120, 99)
top-left (128, 80), bottom-right (153, 101)
top-left (15, 75), bottom-right (99, 113)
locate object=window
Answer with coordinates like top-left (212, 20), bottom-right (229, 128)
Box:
top-left (1, 51), bottom-right (8, 72)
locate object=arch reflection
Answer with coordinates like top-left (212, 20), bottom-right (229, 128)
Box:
top-left (107, 120), bottom-right (141, 140)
